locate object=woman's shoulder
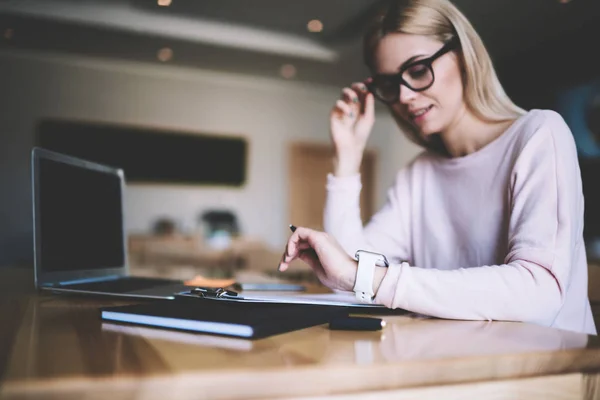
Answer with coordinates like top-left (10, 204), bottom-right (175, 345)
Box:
top-left (512, 109), bottom-right (573, 144)
top-left (510, 109), bottom-right (578, 164)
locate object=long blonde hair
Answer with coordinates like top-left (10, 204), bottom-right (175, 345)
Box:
top-left (363, 0), bottom-right (526, 154)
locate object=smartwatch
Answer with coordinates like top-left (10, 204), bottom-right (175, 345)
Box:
top-left (353, 250), bottom-right (389, 303)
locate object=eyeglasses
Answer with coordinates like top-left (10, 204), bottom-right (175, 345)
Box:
top-left (366, 38), bottom-right (460, 104)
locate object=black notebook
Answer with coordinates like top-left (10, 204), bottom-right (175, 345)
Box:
top-left (100, 300), bottom-right (347, 339)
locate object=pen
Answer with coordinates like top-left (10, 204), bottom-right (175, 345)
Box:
top-left (278, 224), bottom-right (297, 272)
top-left (328, 316), bottom-right (386, 331)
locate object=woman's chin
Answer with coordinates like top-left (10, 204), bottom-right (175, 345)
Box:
top-left (402, 115), bottom-right (442, 136)
top-left (415, 120), bottom-right (445, 136)
top-left (413, 125), bottom-right (437, 137)
top-left (420, 128), bottom-right (438, 136)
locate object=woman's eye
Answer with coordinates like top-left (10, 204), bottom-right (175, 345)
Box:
top-left (406, 64), bottom-right (429, 80)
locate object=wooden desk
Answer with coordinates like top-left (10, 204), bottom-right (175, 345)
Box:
top-left (1, 269), bottom-right (599, 400)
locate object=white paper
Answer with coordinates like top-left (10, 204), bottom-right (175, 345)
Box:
top-left (230, 291), bottom-right (385, 308)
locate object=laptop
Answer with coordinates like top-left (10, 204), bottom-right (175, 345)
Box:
top-left (31, 147), bottom-right (194, 299)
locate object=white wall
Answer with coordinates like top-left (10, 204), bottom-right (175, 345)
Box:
top-left (0, 50), bottom-right (421, 265)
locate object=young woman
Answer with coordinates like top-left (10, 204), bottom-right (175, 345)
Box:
top-left (278, 0), bottom-right (596, 335)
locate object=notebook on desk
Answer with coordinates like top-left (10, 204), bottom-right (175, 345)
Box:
top-left (100, 300), bottom-right (347, 339)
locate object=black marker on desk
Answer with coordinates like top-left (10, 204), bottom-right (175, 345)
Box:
top-left (329, 316), bottom-right (386, 331)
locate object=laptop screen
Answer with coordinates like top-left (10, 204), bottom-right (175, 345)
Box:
top-left (38, 156), bottom-right (125, 272)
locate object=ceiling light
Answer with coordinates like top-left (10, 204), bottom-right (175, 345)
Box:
top-left (307, 19), bottom-right (323, 33)
top-left (158, 0), bottom-right (172, 6)
top-left (280, 64), bottom-right (297, 79)
top-left (4, 28), bottom-right (14, 40)
top-left (157, 47), bottom-right (173, 62)
top-left (559, 0), bottom-right (572, 3)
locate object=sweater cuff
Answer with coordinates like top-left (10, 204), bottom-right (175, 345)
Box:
top-left (326, 173), bottom-right (362, 192)
top-left (374, 262), bottom-right (409, 309)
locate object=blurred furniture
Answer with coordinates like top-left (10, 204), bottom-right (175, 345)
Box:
top-left (128, 233), bottom-right (230, 275)
top-left (1, 267), bottom-right (599, 400)
top-left (152, 217), bottom-right (178, 236)
top-left (289, 142), bottom-right (377, 230)
top-left (199, 210), bottom-right (240, 236)
top-left (198, 209), bottom-right (240, 251)
top-left (128, 233), bottom-right (313, 281)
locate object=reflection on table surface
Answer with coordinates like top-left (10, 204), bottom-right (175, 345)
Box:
top-left (1, 294), bottom-right (594, 378)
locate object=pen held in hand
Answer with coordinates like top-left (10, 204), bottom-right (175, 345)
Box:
top-left (278, 224), bottom-right (297, 272)
top-left (281, 224), bottom-right (316, 272)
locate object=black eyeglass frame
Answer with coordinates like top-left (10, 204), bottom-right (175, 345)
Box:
top-left (366, 37), bottom-right (460, 104)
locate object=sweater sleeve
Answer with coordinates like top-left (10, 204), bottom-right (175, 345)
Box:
top-left (375, 117), bottom-right (582, 327)
top-left (323, 168), bottom-right (412, 264)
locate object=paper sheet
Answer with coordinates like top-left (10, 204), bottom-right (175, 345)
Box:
top-left (232, 291), bottom-right (385, 308)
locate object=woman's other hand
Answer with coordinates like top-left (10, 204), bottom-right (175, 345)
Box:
top-left (329, 81), bottom-right (376, 177)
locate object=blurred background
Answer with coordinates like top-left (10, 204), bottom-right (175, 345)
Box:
top-left (0, 0), bottom-right (599, 283)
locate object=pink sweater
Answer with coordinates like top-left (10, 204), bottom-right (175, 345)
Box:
top-left (324, 110), bottom-right (597, 335)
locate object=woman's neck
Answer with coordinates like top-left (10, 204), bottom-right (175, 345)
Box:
top-left (440, 106), bottom-right (515, 158)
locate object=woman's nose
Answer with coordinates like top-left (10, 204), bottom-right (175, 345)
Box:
top-left (398, 84), bottom-right (418, 104)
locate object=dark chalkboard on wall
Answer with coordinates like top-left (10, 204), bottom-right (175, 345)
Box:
top-left (35, 119), bottom-right (248, 186)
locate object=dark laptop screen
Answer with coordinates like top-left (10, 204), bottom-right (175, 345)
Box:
top-left (38, 157), bottom-right (125, 272)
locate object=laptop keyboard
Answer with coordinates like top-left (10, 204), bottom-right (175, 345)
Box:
top-left (62, 276), bottom-right (183, 293)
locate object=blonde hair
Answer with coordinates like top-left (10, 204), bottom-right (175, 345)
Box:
top-left (363, 0), bottom-right (526, 154)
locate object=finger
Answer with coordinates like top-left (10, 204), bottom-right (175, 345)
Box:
top-left (287, 248), bottom-right (327, 286)
top-left (363, 92), bottom-right (375, 117)
top-left (293, 242), bottom-right (312, 255)
top-left (285, 235), bottom-right (310, 261)
top-left (278, 227), bottom-right (319, 271)
top-left (332, 103), bottom-right (353, 123)
top-left (351, 81), bottom-right (368, 93)
top-left (279, 240), bottom-right (311, 267)
top-left (335, 100), bottom-right (352, 116)
top-left (292, 227), bottom-right (323, 247)
top-left (341, 88), bottom-right (360, 107)
top-left (350, 82), bottom-right (369, 105)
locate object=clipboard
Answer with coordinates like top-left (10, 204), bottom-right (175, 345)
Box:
top-left (174, 287), bottom-right (387, 309)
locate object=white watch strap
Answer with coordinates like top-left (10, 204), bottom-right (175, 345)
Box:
top-left (353, 252), bottom-right (379, 303)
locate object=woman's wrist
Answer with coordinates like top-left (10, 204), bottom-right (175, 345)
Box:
top-left (372, 267), bottom-right (387, 296)
top-left (333, 154), bottom-right (363, 177)
top-left (340, 259), bottom-right (358, 292)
